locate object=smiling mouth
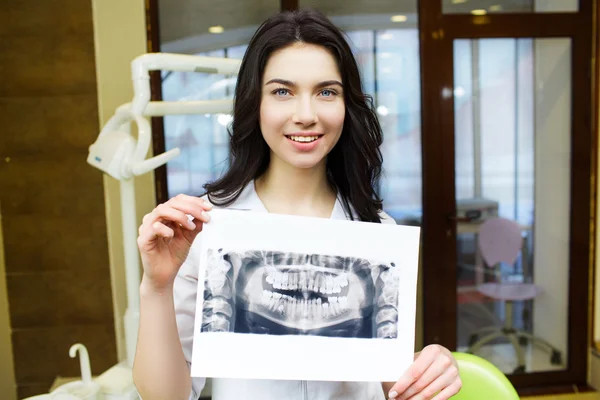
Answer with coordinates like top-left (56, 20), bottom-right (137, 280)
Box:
top-left (286, 135), bottom-right (322, 143)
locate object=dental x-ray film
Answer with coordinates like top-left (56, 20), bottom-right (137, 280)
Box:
top-left (191, 209), bottom-right (420, 383)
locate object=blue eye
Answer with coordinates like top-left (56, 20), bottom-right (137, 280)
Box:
top-left (273, 88), bottom-right (289, 96)
top-left (321, 89), bottom-right (337, 97)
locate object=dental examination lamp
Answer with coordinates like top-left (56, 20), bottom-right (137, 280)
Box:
top-left (87, 53), bottom-right (241, 373)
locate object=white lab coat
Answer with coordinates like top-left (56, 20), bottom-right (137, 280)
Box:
top-left (173, 182), bottom-right (397, 400)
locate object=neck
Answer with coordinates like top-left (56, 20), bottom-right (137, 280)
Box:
top-left (255, 156), bottom-right (337, 218)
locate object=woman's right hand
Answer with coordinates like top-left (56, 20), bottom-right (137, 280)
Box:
top-left (137, 194), bottom-right (213, 293)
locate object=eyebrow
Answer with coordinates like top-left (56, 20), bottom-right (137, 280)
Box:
top-left (264, 78), bottom-right (343, 88)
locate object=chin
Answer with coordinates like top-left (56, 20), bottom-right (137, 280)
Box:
top-left (284, 155), bottom-right (327, 170)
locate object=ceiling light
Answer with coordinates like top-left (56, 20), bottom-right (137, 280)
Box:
top-left (377, 106), bottom-right (389, 116)
top-left (489, 5), bottom-right (502, 12)
top-left (391, 15), bottom-right (407, 22)
top-left (454, 87), bottom-right (466, 97)
top-left (470, 9), bottom-right (487, 15)
top-left (217, 114), bottom-right (233, 126)
top-left (208, 25), bottom-right (224, 34)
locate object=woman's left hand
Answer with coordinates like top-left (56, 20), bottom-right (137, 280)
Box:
top-left (387, 345), bottom-right (462, 400)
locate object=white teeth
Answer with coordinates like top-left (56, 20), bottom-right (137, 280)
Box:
top-left (282, 273), bottom-right (289, 289)
top-left (308, 275), bottom-right (315, 291)
top-left (260, 291), bottom-right (348, 318)
top-left (326, 275), bottom-right (334, 293)
top-left (265, 271), bottom-right (349, 295)
top-left (299, 271), bottom-right (307, 290)
top-left (317, 298), bottom-right (323, 318)
top-left (289, 135), bottom-right (319, 143)
top-left (335, 274), bottom-right (349, 288)
top-left (318, 276), bottom-right (327, 294)
top-left (333, 282), bottom-right (341, 293)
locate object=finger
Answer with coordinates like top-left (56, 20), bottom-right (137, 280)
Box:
top-left (172, 194), bottom-right (213, 213)
top-left (399, 356), bottom-right (454, 399)
top-left (430, 377), bottom-right (462, 400)
top-left (198, 197), bottom-right (213, 210)
top-left (137, 220), bottom-right (174, 248)
top-left (153, 204), bottom-right (200, 230)
top-left (180, 216), bottom-right (206, 244)
top-left (166, 197), bottom-right (211, 224)
top-left (389, 348), bottom-right (439, 399)
top-left (404, 365), bottom-right (459, 400)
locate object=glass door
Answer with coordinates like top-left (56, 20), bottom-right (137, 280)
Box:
top-left (453, 37), bottom-right (571, 375)
top-left (299, 0), bottom-right (423, 227)
top-left (419, 0), bottom-right (594, 391)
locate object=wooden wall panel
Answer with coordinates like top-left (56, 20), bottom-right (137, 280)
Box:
top-left (0, 0), bottom-right (117, 396)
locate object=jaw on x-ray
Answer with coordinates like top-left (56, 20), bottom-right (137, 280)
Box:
top-left (200, 249), bottom-right (400, 339)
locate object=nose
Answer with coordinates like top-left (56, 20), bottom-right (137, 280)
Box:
top-left (292, 96), bottom-right (318, 126)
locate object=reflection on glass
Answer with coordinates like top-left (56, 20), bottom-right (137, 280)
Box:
top-left (158, 0), bottom-right (280, 53)
top-left (454, 38), bottom-right (571, 375)
top-left (161, 47), bottom-right (240, 198)
top-left (374, 29), bottom-right (422, 224)
top-left (157, 0), bottom-right (279, 198)
top-left (300, 0), bottom-right (422, 224)
top-left (443, 0), bottom-right (578, 14)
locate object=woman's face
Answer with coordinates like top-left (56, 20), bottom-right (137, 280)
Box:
top-left (259, 42), bottom-right (345, 170)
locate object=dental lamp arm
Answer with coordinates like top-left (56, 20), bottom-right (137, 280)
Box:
top-left (130, 53), bottom-right (240, 116)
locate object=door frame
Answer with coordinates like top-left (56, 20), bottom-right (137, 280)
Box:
top-left (419, 0), bottom-right (596, 393)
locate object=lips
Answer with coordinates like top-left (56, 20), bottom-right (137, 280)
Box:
top-left (285, 132), bottom-right (324, 143)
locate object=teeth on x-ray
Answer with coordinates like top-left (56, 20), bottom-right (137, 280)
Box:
top-left (265, 268), bottom-right (349, 294)
top-left (260, 290), bottom-right (349, 318)
top-left (201, 249), bottom-right (400, 339)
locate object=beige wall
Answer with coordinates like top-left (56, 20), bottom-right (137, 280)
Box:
top-left (0, 206), bottom-right (16, 400)
top-left (91, 0), bottom-right (157, 362)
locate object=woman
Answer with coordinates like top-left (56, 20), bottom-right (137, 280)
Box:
top-left (133, 8), bottom-right (462, 400)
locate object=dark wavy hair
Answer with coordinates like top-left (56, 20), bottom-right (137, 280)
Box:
top-left (203, 8), bottom-right (384, 222)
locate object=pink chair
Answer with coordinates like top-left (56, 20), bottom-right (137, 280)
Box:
top-left (467, 217), bottom-right (562, 373)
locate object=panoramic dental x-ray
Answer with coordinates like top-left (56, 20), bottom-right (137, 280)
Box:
top-left (201, 248), bottom-right (400, 339)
